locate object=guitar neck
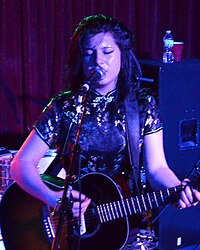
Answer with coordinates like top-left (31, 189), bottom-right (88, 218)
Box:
top-left (97, 185), bottom-right (183, 223)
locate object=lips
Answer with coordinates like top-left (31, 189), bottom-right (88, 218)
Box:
top-left (89, 67), bottom-right (106, 81)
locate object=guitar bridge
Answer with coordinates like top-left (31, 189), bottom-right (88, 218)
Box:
top-left (42, 206), bottom-right (55, 241)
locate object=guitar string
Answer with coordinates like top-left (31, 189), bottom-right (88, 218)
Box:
top-left (51, 185), bottom-right (183, 227)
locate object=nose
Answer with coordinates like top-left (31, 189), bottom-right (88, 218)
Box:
top-left (96, 51), bottom-right (105, 66)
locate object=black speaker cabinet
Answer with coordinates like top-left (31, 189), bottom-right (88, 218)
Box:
top-left (139, 59), bottom-right (200, 250)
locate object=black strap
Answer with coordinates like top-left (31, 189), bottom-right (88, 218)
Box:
top-left (124, 91), bottom-right (140, 194)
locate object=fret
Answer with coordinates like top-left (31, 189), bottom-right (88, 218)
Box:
top-left (160, 190), bottom-right (165, 204)
top-left (136, 196), bottom-right (142, 213)
top-left (97, 206), bottom-right (103, 223)
top-left (125, 198), bottom-right (132, 215)
top-left (121, 199), bottom-right (128, 217)
top-left (141, 195), bottom-right (147, 211)
top-left (130, 197), bottom-right (137, 214)
top-left (113, 202), bottom-right (120, 218)
top-left (153, 192), bottom-right (159, 207)
top-left (161, 189), bottom-right (167, 202)
top-left (136, 195), bottom-right (147, 211)
top-left (167, 188), bottom-right (170, 200)
top-left (161, 189), bottom-right (169, 203)
top-left (109, 202), bottom-right (116, 220)
top-left (158, 190), bottom-right (167, 206)
top-left (99, 205), bottom-right (106, 222)
top-left (147, 193), bottom-right (153, 209)
top-left (106, 203), bottom-right (112, 221)
top-left (103, 204), bottom-right (109, 222)
top-left (117, 200), bottom-right (123, 218)
top-left (143, 194), bottom-right (152, 210)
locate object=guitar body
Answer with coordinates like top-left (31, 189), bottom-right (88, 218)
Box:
top-left (0, 182), bottom-right (52, 250)
top-left (0, 173), bottom-right (129, 250)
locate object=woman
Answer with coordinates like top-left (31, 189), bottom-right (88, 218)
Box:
top-left (10, 14), bottom-right (200, 249)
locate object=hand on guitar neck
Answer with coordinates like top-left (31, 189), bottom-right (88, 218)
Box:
top-left (174, 178), bottom-right (200, 209)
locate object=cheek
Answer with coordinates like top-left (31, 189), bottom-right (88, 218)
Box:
top-left (110, 54), bottom-right (121, 74)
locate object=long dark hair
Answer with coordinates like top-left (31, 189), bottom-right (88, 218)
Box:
top-left (67, 14), bottom-right (141, 101)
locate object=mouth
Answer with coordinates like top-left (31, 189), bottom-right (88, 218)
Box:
top-left (89, 67), bottom-right (106, 81)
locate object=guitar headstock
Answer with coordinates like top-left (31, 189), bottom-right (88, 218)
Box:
top-left (186, 158), bottom-right (200, 190)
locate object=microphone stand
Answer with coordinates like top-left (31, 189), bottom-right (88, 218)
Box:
top-left (51, 90), bottom-right (88, 250)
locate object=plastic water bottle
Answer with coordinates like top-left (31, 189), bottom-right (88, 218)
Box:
top-left (163, 30), bottom-right (174, 63)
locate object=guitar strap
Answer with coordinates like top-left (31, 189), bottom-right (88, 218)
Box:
top-left (124, 90), bottom-right (140, 194)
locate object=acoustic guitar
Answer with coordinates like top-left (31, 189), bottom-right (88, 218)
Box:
top-left (1, 169), bottom-right (199, 250)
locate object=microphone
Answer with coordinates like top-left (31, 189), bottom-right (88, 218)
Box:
top-left (81, 66), bottom-right (105, 93)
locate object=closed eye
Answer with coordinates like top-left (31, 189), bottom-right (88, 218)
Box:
top-left (83, 49), bottom-right (94, 56)
top-left (103, 50), bottom-right (114, 54)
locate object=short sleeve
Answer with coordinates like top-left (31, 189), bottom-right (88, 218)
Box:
top-left (33, 97), bottom-right (63, 148)
top-left (138, 88), bottom-right (163, 136)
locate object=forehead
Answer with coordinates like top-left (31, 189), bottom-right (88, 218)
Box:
top-left (86, 32), bottom-right (118, 48)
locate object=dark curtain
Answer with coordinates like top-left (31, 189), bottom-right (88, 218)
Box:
top-left (1, 0), bottom-right (200, 148)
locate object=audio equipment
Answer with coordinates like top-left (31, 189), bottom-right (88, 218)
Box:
top-left (140, 59), bottom-right (200, 249)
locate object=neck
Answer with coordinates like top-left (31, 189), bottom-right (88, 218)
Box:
top-left (92, 81), bottom-right (117, 96)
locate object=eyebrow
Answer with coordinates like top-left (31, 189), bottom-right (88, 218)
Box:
top-left (84, 45), bottom-right (114, 50)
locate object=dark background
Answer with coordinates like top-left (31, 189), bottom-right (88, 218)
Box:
top-left (1, 1), bottom-right (200, 249)
top-left (1, 0), bottom-right (200, 149)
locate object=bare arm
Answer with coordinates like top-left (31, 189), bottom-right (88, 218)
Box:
top-left (10, 129), bottom-right (61, 207)
top-left (144, 130), bottom-right (200, 208)
top-left (10, 129), bottom-right (90, 216)
top-left (144, 130), bottom-right (180, 189)
top-left (10, 129), bottom-right (90, 212)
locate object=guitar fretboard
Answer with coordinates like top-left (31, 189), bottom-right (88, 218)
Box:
top-left (97, 185), bottom-right (182, 223)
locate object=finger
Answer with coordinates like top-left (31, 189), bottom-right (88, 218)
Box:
top-left (81, 198), bottom-right (91, 213)
top-left (178, 199), bottom-right (186, 209)
top-left (72, 202), bottom-right (82, 217)
top-left (73, 198), bottom-right (91, 217)
top-left (192, 189), bottom-right (200, 205)
top-left (179, 190), bottom-right (192, 208)
top-left (73, 201), bottom-right (80, 209)
top-left (73, 198), bottom-right (91, 208)
top-left (72, 190), bottom-right (86, 201)
top-left (183, 185), bottom-right (193, 203)
top-left (193, 189), bottom-right (200, 199)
